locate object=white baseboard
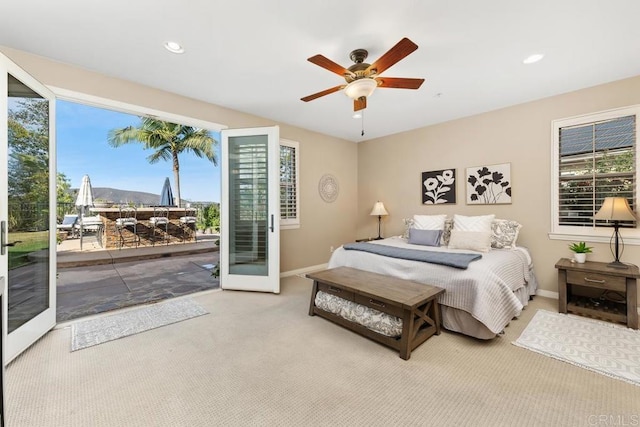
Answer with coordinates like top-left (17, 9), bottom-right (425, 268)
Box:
top-left (280, 263), bottom-right (328, 279)
top-left (536, 289), bottom-right (559, 299)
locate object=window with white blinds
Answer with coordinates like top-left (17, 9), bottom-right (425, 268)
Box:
top-left (551, 106), bottom-right (640, 241)
top-left (280, 139), bottom-right (299, 229)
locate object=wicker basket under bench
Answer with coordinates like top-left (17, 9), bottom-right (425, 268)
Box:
top-left (307, 267), bottom-right (445, 360)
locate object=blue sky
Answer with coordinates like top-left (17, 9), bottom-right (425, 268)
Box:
top-left (56, 100), bottom-right (221, 203)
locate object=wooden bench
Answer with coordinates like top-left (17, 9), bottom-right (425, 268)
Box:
top-left (307, 267), bottom-right (445, 360)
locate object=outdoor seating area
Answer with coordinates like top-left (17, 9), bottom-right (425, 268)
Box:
top-left (57, 209), bottom-right (200, 250)
top-left (92, 206), bottom-right (198, 249)
top-left (56, 214), bottom-right (79, 239)
top-left (57, 214), bottom-right (104, 248)
top-left (54, 174), bottom-right (213, 250)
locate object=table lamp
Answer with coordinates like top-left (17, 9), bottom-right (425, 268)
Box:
top-left (594, 197), bottom-right (636, 269)
top-left (370, 201), bottom-right (388, 240)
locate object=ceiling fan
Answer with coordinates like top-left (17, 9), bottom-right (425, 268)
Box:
top-left (301, 37), bottom-right (425, 112)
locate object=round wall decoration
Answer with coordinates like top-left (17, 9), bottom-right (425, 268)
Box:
top-left (318, 174), bottom-right (339, 203)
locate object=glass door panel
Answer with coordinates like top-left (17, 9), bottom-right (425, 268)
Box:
top-left (228, 135), bottom-right (269, 276)
top-left (1, 53), bottom-right (57, 363)
top-left (7, 75), bottom-right (50, 333)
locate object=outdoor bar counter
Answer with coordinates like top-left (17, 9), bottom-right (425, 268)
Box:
top-left (90, 207), bottom-right (196, 249)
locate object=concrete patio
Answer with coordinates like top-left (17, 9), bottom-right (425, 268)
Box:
top-left (56, 233), bottom-right (220, 321)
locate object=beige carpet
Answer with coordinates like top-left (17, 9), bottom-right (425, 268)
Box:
top-left (6, 277), bottom-right (640, 426)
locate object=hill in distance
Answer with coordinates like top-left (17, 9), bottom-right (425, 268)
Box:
top-left (69, 187), bottom-right (216, 206)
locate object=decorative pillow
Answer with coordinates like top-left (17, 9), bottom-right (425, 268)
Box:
top-left (412, 214), bottom-right (447, 230)
top-left (447, 230), bottom-right (492, 252)
top-left (408, 228), bottom-right (442, 247)
top-left (402, 218), bottom-right (415, 239)
top-left (453, 214), bottom-right (495, 232)
top-left (491, 219), bottom-right (522, 249)
top-left (441, 218), bottom-right (454, 246)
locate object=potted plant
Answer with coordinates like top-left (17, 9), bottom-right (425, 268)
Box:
top-left (569, 241), bottom-right (592, 264)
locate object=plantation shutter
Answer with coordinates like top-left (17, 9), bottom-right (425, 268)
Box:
top-left (558, 115), bottom-right (636, 227)
top-left (279, 140), bottom-right (299, 227)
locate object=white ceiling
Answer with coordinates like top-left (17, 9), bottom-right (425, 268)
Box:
top-left (2, 0), bottom-right (640, 142)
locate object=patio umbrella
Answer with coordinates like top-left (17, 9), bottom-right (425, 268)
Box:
top-left (159, 177), bottom-right (175, 206)
top-left (75, 174), bottom-right (95, 250)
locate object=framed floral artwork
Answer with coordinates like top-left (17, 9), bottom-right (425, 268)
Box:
top-left (422, 169), bottom-right (456, 204)
top-left (466, 163), bottom-right (512, 204)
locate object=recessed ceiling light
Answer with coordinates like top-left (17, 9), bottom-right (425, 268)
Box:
top-left (353, 112), bottom-right (362, 119)
top-left (523, 53), bottom-right (544, 64)
top-left (164, 41), bottom-right (185, 54)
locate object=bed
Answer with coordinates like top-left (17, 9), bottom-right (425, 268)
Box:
top-left (327, 234), bottom-right (537, 340)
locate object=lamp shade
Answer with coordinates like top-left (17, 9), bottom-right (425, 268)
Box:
top-left (344, 78), bottom-right (377, 100)
top-left (370, 201), bottom-right (388, 216)
top-left (594, 197), bottom-right (636, 221)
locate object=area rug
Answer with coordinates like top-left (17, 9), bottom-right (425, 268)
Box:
top-left (513, 309), bottom-right (640, 386)
top-left (71, 298), bottom-right (208, 351)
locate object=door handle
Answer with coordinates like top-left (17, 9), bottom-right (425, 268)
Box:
top-left (1, 220), bottom-right (6, 255)
top-left (269, 214), bottom-right (274, 232)
top-left (1, 221), bottom-right (21, 255)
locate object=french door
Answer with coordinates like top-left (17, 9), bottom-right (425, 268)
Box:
top-left (220, 126), bottom-right (280, 293)
top-left (0, 53), bottom-right (57, 363)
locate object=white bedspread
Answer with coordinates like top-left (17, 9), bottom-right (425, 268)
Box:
top-left (328, 236), bottom-right (534, 335)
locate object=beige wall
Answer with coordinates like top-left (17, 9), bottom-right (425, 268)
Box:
top-left (1, 47), bottom-right (358, 273)
top-left (358, 75), bottom-right (640, 302)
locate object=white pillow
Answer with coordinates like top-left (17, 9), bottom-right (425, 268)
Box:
top-left (447, 230), bottom-right (492, 252)
top-left (412, 214), bottom-right (447, 230)
top-left (453, 214), bottom-right (495, 232)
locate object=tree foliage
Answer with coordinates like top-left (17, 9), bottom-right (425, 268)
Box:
top-left (8, 99), bottom-right (49, 200)
top-left (8, 98), bottom-right (76, 230)
top-left (195, 203), bottom-right (220, 231)
top-left (8, 98), bottom-right (50, 231)
top-left (108, 117), bottom-right (218, 207)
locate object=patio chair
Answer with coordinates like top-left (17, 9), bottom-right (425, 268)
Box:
top-left (57, 214), bottom-right (79, 238)
top-left (149, 207), bottom-right (170, 246)
top-left (76, 216), bottom-right (104, 247)
top-left (179, 208), bottom-right (197, 243)
top-left (115, 206), bottom-right (139, 249)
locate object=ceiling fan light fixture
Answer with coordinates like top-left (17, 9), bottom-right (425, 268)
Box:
top-left (344, 78), bottom-right (377, 100)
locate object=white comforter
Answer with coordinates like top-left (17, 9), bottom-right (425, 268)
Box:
top-left (327, 237), bottom-right (534, 335)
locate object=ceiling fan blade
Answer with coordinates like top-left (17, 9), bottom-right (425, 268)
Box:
top-left (376, 77), bottom-right (425, 89)
top-left (366, 37), bottom-right (419, 76)
top-left (354, 97), bottom-right (367, 111)
top-left (300, 85), bottom-right (344, 102)
top-left (307, 54), bottom-right (355, 78)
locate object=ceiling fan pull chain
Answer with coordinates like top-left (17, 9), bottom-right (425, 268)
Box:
top-left (361, 110), bottom-right (365, 136)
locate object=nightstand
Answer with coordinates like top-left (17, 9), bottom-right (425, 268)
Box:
top-left (555, 258), bottom-right (639, 329)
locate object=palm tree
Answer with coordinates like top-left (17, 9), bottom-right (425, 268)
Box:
top-left (108, 117), bottom-right (218, 207)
